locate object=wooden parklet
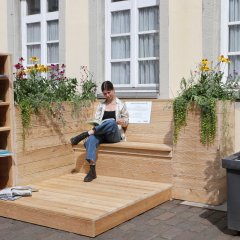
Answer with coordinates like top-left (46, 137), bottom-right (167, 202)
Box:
top-left (2, 99), bottom-right (174, 237)
top-left (0, 77), bottom-right (235, 237)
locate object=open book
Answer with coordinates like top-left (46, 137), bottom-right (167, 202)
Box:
top-left (87, 118), bottom-right (115, 126)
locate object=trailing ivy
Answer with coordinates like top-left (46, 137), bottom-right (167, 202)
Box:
top-left (14, 58), bottom-right (97, 146)
top-left (173, 57), bottom-right (239, 146)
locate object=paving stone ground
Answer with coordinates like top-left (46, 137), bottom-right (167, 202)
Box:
top-left (0, 200), bottom-right (240, 240)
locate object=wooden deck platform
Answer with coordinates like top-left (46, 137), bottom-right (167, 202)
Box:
top-left (0, 173), bottom-right (172, 237)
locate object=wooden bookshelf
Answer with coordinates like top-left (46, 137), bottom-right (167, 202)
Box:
top-left (0, 53), bottom-right (14, 188)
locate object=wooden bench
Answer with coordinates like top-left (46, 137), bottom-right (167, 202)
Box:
top-left (72, 99), bottom-right (173, 183)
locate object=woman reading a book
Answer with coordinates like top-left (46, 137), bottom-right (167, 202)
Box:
top-left (70, 81), bottom-right (129, 182)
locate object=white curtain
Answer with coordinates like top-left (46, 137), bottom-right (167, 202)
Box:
top-left (139, 60), bottom-right (159, 84)
top-left (47, 20), bottom-right (59, 63)
top-left (27, 45), bottom-right (41, 64)
top-left (47, 20), bottom-right (59, 41)
top-left (229, 0), bottom-right (240, 21)
top-left (138, 6), bottom-right (159, 84)
top-left (111, 10), bottom-right (130, 84)
top-left (27, 22), bottom-right (41, 43)
top-left (111, 36), bottom-right (130, 59)
top-left (229, 56), bottom-right (240, 76)
top-left (139, 33), bottom-right (159, 58)
top-left (139, 6), bottom-right (159, 31)
top-left (229, 0), bottom-right (240, 75)
top-left (111, 62), bottom-right (130, 84)
top-left (111, 10), bottom-right (130, 34)
top-left (47, 43), bottom-right (59, 63)
top-left (27, 22), bottom-right (41, 63)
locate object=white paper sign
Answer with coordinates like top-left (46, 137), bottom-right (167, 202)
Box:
top-left (126, 102), bottom-right (152, 123)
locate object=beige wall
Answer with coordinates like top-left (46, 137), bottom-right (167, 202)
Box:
top-left (0, 0), bottom-right (8, 52)
top-left (65, 0), bottom-right (89, 79)
top-left (169, 0), bottom-right (202, 98)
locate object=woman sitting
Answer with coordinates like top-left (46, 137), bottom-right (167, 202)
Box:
top-left (70, 81), bottom-right (129, 182)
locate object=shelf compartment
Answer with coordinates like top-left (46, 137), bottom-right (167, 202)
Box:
top-left (0, 156), bottom-right (13, 188)
top-left (0, 55), bottom-right (9, 76)
top-left (0, 80), bottom-right (9, 102)
top-left (0, 131), bottom-right (10, 150)
top-left (0, 106), bottom-right (9, 127)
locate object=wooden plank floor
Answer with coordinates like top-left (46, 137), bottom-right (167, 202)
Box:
top-left (0, 173), bottom-right (172, 237)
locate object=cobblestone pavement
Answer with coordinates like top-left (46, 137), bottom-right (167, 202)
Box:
top-left (0, 200), bottom-right (240, 240)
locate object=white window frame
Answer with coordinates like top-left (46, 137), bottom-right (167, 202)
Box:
top-left (21, 0), bottom-right (59, 66)
top-left (105, 0), bottom-right (160, 91)
top-left (221, 0), bottom-right (240, 77)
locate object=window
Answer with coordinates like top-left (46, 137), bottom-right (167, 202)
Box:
top-left (105, 0), bottom-right (159, 91)
top-left (228, 0), bottom-right (240, 75)
top-left (222, 0), bottom-right (240, 76)
top-left (21, 0), bottom-right (59, 65)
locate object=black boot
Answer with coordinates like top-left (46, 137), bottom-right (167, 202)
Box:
top-left (70, 131), bottom-right (89, 145)
top-left (84, 165), bottom-right (97, 182)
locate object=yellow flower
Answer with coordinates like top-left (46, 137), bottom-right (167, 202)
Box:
top-left (218, 55), bottom-right (231, 63)
top-left (200, 65), bottom-right (210, 72)
top-left (201, 59), bottom-right (209, 66)
top-left (30, 56), bottom-right (39, 63)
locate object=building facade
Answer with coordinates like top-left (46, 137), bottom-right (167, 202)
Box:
top-left (0, 0), bottom-right (238, 98)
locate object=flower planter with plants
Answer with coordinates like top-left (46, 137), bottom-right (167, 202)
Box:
top-left (13, 57), bottom-right (96, 185)
top-left (172, 56), bottom-right (237, 205)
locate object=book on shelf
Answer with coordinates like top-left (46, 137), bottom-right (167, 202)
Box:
top-left (0, 149), bottom-right (13, 157)
top-left (0, 74), bottom-right (8, 79)
top-left (87, 118), bottom-right (115, 126)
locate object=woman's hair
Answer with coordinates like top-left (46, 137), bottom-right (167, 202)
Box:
top-left (101, 81), bottom-right (114, 92)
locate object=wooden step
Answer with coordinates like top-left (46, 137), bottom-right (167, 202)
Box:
top-left (73, 142), bottom-right (173, 183)
top-left (0, 173), bottom-right (172, 237)
top-left (73, 142), bottom-right (172, 157)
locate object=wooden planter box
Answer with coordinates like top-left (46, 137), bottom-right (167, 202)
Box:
top-left (7, 100), bottom-right (235, 206)
top-left (13, 102), bottom-right (94, 185)
top-left (172, 101), bottom-right (235, 205)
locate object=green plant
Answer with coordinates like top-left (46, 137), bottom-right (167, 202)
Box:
top-left (173, 56), bottom-right (239, 145)
top-left (14, 57), bottom-right (97, 143)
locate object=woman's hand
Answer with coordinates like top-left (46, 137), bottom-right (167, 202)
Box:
top-left (116, 118), bottom-right (126, 126)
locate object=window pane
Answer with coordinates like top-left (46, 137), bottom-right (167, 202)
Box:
top-left (47, 43), bottom-right (59, 63)
top-left (139, 6), bottom-right (159, 32)
top-left (229, 56), bottom-right (240, 76)
top-left (27, 45), bottom-right (41, 64)
top-left (229, 25), bottom-right (240, 52)
top-left (111, 36), bottom-right (130, 59)
top-left (139, 60), bottom-right (159, 84)
top-left (47, 20), bottom-right (59, 41)
top-left (111, 62), bottom-right (130, 84)
top-left (139, 33), bottom-right (159, 58)
top-left (27, 22), bottom-right (41, 43)
top-left (229, 0), bottom-right (240, 21)
top-left (27, 0), bottom-right (40, 15)
top-left (111, 10), bottom-right (130, 34)
top-left (48, 0), bottom-right (59, 12)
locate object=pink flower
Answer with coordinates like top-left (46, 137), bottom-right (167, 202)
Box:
top-left (14, 63), bottom-right (22, 69)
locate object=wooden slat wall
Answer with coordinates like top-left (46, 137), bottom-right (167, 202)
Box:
top-left (113, 99), bottom-right (173, 145)
top-left (71, 99), bottom-right (174, 183)
top-left (91, 99), bottom-right (173, 144)
top-left (172, 101), bottom-right (235, 205)
top-left (14, 102), bottom-right (94, 185)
